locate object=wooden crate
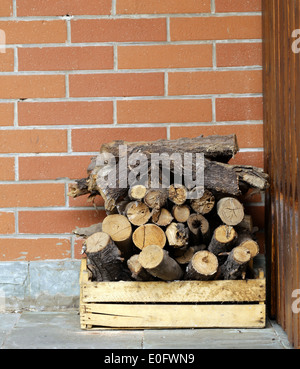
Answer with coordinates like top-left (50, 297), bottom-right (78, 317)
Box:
top-left (80, 258), bottom-right (266, 330)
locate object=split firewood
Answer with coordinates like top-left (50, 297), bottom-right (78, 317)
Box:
top-left (217, 197), bottom-right (244, 226)
top-left (208, 225), bottom-right (238, 256)
top-left (128, 185), bottom-right (147, 201)
top-left (102, 214), bottom-right (133, 260)
top-left (187, 213), bottom-right (210, 245)
top-left (165, 222), bottom-right (189, 248)
top-left (235, 232), bottom-right (260, 259)
top-left (152, 208), bottom-right (173, 227)
top-left (125, 201), bottom-right (151, 226)
top-left (172, 204), bottom-right (190, 223)
top-left (132, 224), bottom-right (166, 250)
top-left (168, 184), bottom-right (188, 205)
top-left (138, 245), bottom-right (183, 281)
top-left (127, 254), bottom-right (156, 281)
top-left (84, 232), bottom-right (130, 281)
top-left (184, 250), bottom-right (219, 281)
top-left (144, 188), bottom-right (168, 210)
top-left (174, 245), bottom-right (206, 265)
top-left (190, 189), bottom-right (215, 215)
top-left (220, 245), bottom-right (251, 280)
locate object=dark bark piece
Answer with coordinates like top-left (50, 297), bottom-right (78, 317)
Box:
top-left (138, 245), bottom-right (183, 281)
top-left (220, 245), bottom-right (251, 280)
top-left (184, 250), bottom-right (219, 281)
top-left (208, 225), bottom-right (238, 256)
top-left (187, 213), bottom-right (210, 245)
top-left (165, 222), bottom-right (189, 248)
top-left (84, 232), bottom-right (130, 281)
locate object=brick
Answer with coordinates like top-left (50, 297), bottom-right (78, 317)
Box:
top-left (0, 212), bottom-right (15, 234)
top-left (216, 97), bottom-right (263, 121)
top-left (229, 151), bottom-right (264, 168)
top-left (69, 193), bottom-right (104, 208)
top-left (0, 0), bottom-right (13, 16)
top-left (74, 238), bottom-right (85, 259)
top-left (118, 44), bottom-right (212, 69)
top-left (0, 103), bottom-right (14, 126)
top-left (215, 0), bottom-right (262, 12)
top-left (170, 124), bottom-right (263, 148)
top-left (168, 70), bottom-right (263, 95)
top-left (19, 210), bottom-right (106, 234)
top-left (0, 157), bottom-right (15, 180)
top-left (217, 43), bottom-right (262, 67)
top-left (0, 238), bottom-right (71, 261)
top-left (170, 16), bottom-right (262, 41)
top-left (0, 48), bottom-right (14, 71)
top-left (69, 73), bottom-right (164, 98)
top-left (18, 46), bottom-right (114, 71)
top-left (0, 183), bottom-right (65, 207)
top-left (0, 130), bottom-right (67, 153)
top-left (16, 0), bottom-right (112, 16)
top-left (0, 21), bottom-right (67, 44)
top-left (19, 156), bottom-right (93, 180)
top-left (0, 75), bottom-right (65, 99)
top-left (71, 18), bottom-right (166, 43)
top-left (117, 99), bottom-right (212, 124)
top-left (18, 101), bottom-right (113, 126)
top-left (116, 0), bottom-right (211, 14)
top-left (71, 127), bottom-right (167, 152)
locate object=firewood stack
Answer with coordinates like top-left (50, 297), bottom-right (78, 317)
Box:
top-left (69, 134), bottom-right (269, 282)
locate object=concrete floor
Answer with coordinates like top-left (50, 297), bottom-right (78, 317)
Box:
top-left (0, 311), bottom-right (294, 349)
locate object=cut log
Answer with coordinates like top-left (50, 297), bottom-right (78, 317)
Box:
top-left (144, 188), bottom-right (168, 210)
top-left (73, 223), bottom-right (102, 238)
top-left (84, 232), bottom-right (129, 281)
top-left (236, 232), bottom-right (260, 259)
top-left (127, 254), bottom-right (155, 281)
top-left (132, 224), bottom-right (166, 250)
top-left (152, 208), bottom-right (173, 227)
top-left (172, 204), bottom-right (190, 223)
top-left (165, 222), bottom-right (189, 248)
top-left (168, 184), bottom-right (188, 205)
top-left (217, 197), bottom-right (244, 226)
top-left (174, 245), bottom-right (206, 265)
top-left (125, 201), bottom-right (151, 226)
top-left (221, 245), bottom-right (251, 280)
top-left (190, 190), bottom-right (215, 215)
top-left (128, 185), bottom-right (147, 200)
top-left (187, 213), bottom-right (210, 245)
top-left (138, 245), bottom-right (183, 281)
top-left (100, 134), bottom-right (239, 163)
top-left (208, 225), bottom-right (238, 256)
top-left (102, 214), bottom-right (133, 260)
top-left (184, 250), bottom-right (218, 281)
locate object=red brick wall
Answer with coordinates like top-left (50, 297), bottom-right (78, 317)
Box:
top-left (0, 0), bottom-right (264, 261)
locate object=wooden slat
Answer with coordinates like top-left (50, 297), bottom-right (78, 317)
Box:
top-left (80, 304), bottom-right (266, 329)
top-left (81, 279), bottom-right (266, 303)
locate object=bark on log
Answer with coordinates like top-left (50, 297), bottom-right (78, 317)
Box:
top-left (152, 208), bottom-right (173, 227)
top-left (220, 245), bottom-right (251, 280)
top-left (187, 213), bottom-right (210, 245)
top-left (217, 197), bottom-right (245, 226)
top-left (165, 222), bottom-right (189, 248)
top-left (190, 190), bottom-right (215, 215)
top-left (132, 224), bottom-right (166, 250)
top-left (127, 254), bottom-right (156, 281)
top-left (172, 204), bottom-right (190, 223)
top-left (102, 214), bottom-right (133, 260)
top-left (236, 214), bottom-right (254, 233)
top-left (208, 225), bottom-right (238, 256)
top-left (84, 232), bottom-right (129, 281)
top-left (236, 232), bottom-right (260, 259)
top-left (125, 201), bottom-right (151, 226)
top-left (184, 250), bottom-right (218, 281)
top-left (138, 245), bottom-right (183, 281)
